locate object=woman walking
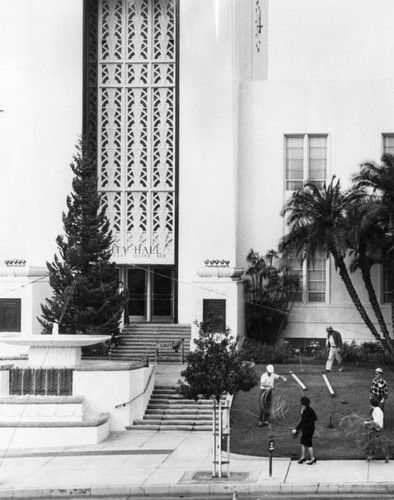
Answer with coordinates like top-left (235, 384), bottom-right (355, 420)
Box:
top-left (292, 396), bottom-right (317, 464)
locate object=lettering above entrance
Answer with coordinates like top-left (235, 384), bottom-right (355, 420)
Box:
top-left (112, 243), bottom-right (174, 265)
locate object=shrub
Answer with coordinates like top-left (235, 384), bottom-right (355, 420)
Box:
top-left (313, 340), bottom-right (393, 365)
top-left (239, 338), bottom-right (293, 364)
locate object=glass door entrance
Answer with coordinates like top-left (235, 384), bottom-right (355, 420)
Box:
top-left (127, 268), bottom-right (147, 322)
top-left (127, 266), bottom-right (174, 322)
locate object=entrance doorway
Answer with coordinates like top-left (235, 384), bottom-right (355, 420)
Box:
top-left (127, 266), bottom-right (174, 323)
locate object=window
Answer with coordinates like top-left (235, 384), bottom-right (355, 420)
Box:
top-left (288, 257), bottom-right (303, 302)
top-left (383, 134), bottom-right (394, 155)
top-left (285, 135), bottom-right (328, 190)
top-left (289, 253), bottom-right (327, 303)
top-left (307, 254), bottom-right (326, 303)
top-left (382, 261), bottom-right (394, 304)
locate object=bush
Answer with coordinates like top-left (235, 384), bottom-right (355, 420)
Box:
top-left (239, 338), bottom-right (293, 364)
top-left (313, 340), bottom-right (393, 365)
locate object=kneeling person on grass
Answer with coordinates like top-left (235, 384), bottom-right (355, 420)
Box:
top-left (364, 397), bottom-right (389, 462)
top-left (259, 364), bottom-right (287, 427)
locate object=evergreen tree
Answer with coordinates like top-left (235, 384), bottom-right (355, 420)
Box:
top-left (39, 140), bottom-right (124, 340)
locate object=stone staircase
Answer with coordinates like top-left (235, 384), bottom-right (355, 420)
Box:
top-left (129, 386), bottom-right (219, 431)
top-left (109, 323), bottom-right (192, 362)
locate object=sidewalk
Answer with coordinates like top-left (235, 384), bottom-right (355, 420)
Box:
top-left (0, 429), bottom-right (394, 499)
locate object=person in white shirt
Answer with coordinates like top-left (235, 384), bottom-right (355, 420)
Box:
top-left (364, 397), bottom-right (389, 462)
top-left (259, 364), bottom-right (287, 427)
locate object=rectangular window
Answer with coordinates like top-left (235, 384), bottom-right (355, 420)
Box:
top-left (288, 257), bottom-right (303, 302)
top-left (382, 261), bottom-right (394, 304)
top-left (288, 255), bottom-right (327, 303)
top-left (285, 134), bottom-right (327, 190)
top-left (383, 134), bottom-right (394, 155)
top-left (307, 254), bottom-right (326, 303)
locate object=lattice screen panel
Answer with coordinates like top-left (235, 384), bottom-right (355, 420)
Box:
top-left (94, 0), bottom-right (176, 264)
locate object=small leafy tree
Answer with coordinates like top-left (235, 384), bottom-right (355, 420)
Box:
top-left (178, 320), bottom-right (258, 403)
top-left (244, 249), bottom-right (299, 344)
top-left (39, 140), bottom-right (124, 342)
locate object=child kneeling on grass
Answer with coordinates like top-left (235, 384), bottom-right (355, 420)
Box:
top-left (364, 397), bottom-right (389, 462)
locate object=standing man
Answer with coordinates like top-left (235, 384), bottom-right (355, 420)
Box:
top-left (259, 364), bottom-right (287, 427)
top-left (370, 367), bottom-right (388, 413)
top-left (325, 326), bottom-right (343, 372)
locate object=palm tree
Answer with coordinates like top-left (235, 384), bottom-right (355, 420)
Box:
top-left (279, 176), bottom-right (394, 357)
top-left (346, 197), bottom-right (391, 346)
top-left (353, 154), bottom-right (394, 335)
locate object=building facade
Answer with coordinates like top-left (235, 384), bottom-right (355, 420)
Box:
top-left (0, 0), bottom-right (394, 346)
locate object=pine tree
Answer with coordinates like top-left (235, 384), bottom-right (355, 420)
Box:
top-left (39, 140), bottom-right (124, 340)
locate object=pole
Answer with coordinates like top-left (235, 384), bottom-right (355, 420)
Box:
top-left (218, 399), bottom-right (222, 478)
top-left (212, 399), bottom-right (217, 478)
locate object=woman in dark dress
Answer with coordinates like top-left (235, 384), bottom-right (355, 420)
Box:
top-left (292, 396), bottom-right (317, 464)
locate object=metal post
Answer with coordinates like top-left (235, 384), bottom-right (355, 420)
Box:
top-left (212, 399), bottom-right (217, 478)
top-left (268, 425), bottom-right (275, 479)
top-left (218, 399), bottom-right (222, 478)
top-left (181, 339), bottom-right (184, 364)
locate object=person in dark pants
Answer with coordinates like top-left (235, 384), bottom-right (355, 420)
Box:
top-left (370, 367), bottom-right (388, 414)
top-left (292, 396), bottom-right (318, 465)
top-left (325, 326), bottom-right (343, 372)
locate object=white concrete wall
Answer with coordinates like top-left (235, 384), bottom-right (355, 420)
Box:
top-left (0, 267), bottom-right (50, 356)
top-left (73, 365), bottom-right (155, 431)
top-left (267, 0), bottom-right (394, 81)
top-left (238, 80), bottom-right (394, 342)
top-left (0, 0), bottom-right (83, 267)
top-left (177, 0), bottom-right (238, 323)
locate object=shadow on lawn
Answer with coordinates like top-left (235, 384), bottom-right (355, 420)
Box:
top-left (229, 362), bottom-right (394, 460)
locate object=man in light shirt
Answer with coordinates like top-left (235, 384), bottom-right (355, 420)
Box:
top-left (364, 397), bottom-right (389, 462)
top-left (259, 364), bottom-right (287, 427)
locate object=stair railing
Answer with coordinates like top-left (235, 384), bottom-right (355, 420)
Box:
top-left (114, 364), bottom-right (155, 409)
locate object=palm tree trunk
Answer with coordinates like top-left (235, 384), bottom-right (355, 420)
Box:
top-left (334, 256), bottom-right (394, 357)
top-left (359, 261), bottom-right (392, 345)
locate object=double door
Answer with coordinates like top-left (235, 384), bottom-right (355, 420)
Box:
top-left (127, 266), bottom-right (174, 322)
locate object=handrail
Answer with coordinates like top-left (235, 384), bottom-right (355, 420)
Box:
top-left (114, 364), bottom-right (155, 409)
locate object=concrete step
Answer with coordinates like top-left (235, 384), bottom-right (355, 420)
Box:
top-left (133, 418), bottom-right (212, 426)
top-left (146, 409), bottom-right (213, 415)
top-left (127, 424), bottom-right (211, 431)
top-left (143, 414), bottom-right (214, 422)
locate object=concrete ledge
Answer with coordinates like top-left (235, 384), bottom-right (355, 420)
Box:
top-left (76, 359), bottom-right (148, 371)
top-left (0, 395), bottom-right (84, 404)
top-left (0, 414), bottom-right (109, 449)
top-left (0, 412), bottom-right (109, 427)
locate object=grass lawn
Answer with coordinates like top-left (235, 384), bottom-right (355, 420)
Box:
top-left (230, 362), bottom-right (394, 460)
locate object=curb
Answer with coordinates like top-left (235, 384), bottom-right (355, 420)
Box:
top-left (2, 482), bottom-right (394, 499)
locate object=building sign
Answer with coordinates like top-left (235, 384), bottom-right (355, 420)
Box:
top-left (203, 299), bottom-right (226, 331)
top-left (112, 244), bottom-right (174, 265)
top-left (0, 299), bottom-right (21, 332)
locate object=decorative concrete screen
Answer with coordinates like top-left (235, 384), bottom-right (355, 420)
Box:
top-left (86, 0), bottom-right (177, 265)
top-left (9, 368), bottom-right (73, 396)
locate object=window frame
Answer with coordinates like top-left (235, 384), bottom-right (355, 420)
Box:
top-left (382, 133), bottom-right (394, 156)
top-left (380, 134), bottom-right (394, 304)
top-left (290, 255), bottom-right (329, 305)
top-left (285, 133), bottom-right (329, 191)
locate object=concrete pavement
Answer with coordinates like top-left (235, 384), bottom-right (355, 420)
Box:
top-left (0, 429), bottom-right (393, 498)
